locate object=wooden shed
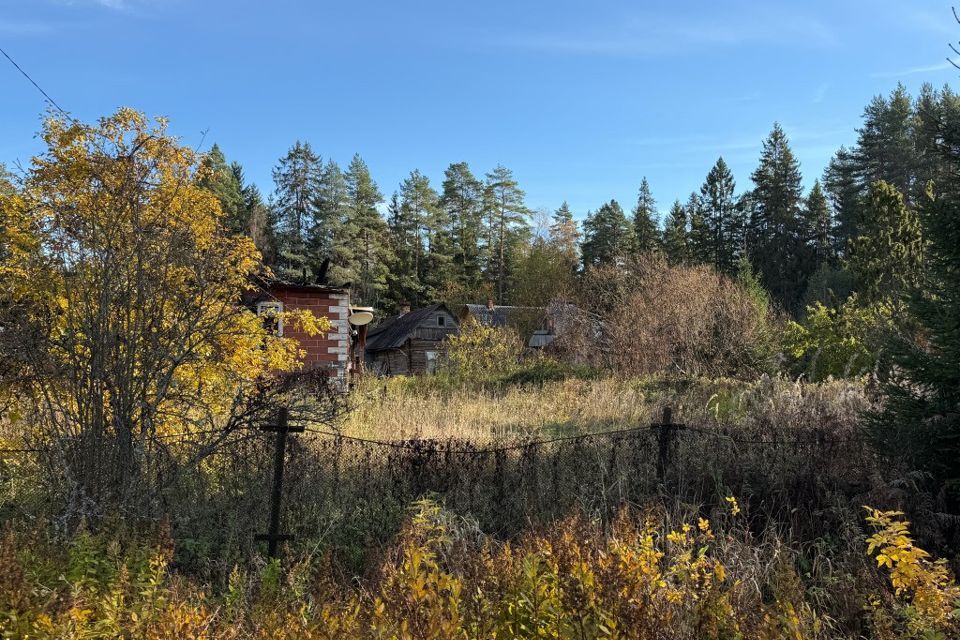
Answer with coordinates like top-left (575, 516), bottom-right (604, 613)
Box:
top-left (365, 304), bottom-right (459, 376)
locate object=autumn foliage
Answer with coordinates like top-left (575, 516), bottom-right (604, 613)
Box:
top-left (0, 109), bottom-right (329, 516)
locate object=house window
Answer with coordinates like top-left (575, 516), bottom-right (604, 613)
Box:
top-left (437, 315), bottom-right (446, 327)
top-left (425, 350), bottom-right (439, 374)
top-left (257, 301), bottom-right (284, 336)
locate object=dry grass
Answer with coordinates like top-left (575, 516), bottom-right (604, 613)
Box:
top-left (340, 375), bottom-right (872, 442)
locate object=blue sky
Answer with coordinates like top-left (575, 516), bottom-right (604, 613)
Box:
top-left (1, 0), bottom-right (958, 222)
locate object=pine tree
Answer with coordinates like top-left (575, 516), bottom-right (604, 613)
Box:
top-left (271, 141), bottom-right (323, 278)
top-left (385, 191), bottom-right (422, 310)
top-left (341, 154), bottom-right (389, 303)
top-left (632, 177), bottom-right (659, 253)
top-left (662, 199), bottom-right (688, 265)
top-left (869, 104), bottom-right (960, 484)
top-left (700, 157), bottom-right (741, 274)
top-left (581, 199), bottom-right (632, 268)
top-left (391, 170), bottom-right (441, 304)
top-left (803, 179), bottom-right (834, 270)
top-left (847, 180), bottom-right (923, 304)
top-left (484, 165), bottom-right (531, 302)
top-left (198, 144), bottom-right (245, 234)
top-left (441, 162), bottom-right (486, 297)
top-left (749, 124), bottom-right (807, 311)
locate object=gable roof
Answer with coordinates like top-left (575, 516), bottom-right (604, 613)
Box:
top-left (366, 304), bottom-right (454, 352)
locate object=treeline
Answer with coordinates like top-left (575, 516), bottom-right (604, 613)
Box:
top-left (201, 82), bottom-right (956, 315)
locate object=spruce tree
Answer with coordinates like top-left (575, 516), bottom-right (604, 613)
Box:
top-left (700, 157), bottom-right (741, 274)
top-left (581, 200), bottom-right (632, 268)
top-left (270, 141), bottom-right (323, 278)
top-left (662, 199), bottom-right (689, 265)
top-left (749, 124), bottom-right (807, 311)
top-left (549, 201), bottom-right (580, 264)
top-left (847, 180), bottom-right (923, 304)
top-left (823, 146), bottom-right (862, 253)
top-left (855, 84), bottom-right (917, 201)
top-left (312, 159), bottom-right (348, 270)
top-left (632, 177), bottom-right (659, 253)
top-left (198, 144), bottom-right (245, 234)
top-left (484, 165), bottom-right (531, 302)
top-left (803, 179), bottom-right (835, 270)
top-left (686, 192), bottom-right (711, 265)
top-left (869, 105), bottom-right (960, 485)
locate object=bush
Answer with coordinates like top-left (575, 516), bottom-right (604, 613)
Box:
top-left (444, 317), bottom-right (523, 382)
top-left (555, 255), bottom-right (781, 378)
top-left (783, 295), bottom-right (893, 381)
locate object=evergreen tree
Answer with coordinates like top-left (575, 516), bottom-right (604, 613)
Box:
top-left (632, 177), bottom-right (659, 253)
top-left (385, 191), bottom-right (422, 310)
top-left (391, 170), bottom-right (441, 304)
top-left (855, 84), bottom-right (917, 200)
top-left (484, 165), bottom-right (531, 302)
top-left (341, 154), bottom-right (389, 303)
top-left (311, 159), bottom-right (348, 271)
top-left (270, 141), bottom-right (323, 278)
top-left (686, 191), bottom-right (712, 265)
top-left (549, 201), bottom-right (580, 264)
top-left (823, 146), bottom-right (862, 253)
top-left (662, 199), bottom-right (688, 265)
top-left (441, 162), bottom-right (486, 297)
top-left (700, 157), bottom-right (741, 274)
top-left (847, 180), bottom-right (923, 304)
top-left (198, 144), bottom-right (245, 234)
top-left (869, 105), bottom-right (960, 485)
top-left (749, 124), bottom-right (808, 311)
top-left (803, 179), bottom-right (835, 270)
top-left (581, 200), bottom-right (632, 268)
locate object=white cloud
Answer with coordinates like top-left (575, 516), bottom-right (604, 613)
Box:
top-left (870, 61), bottom-right (954, 78)
top-left (495, 5), bottom-right (837, 56)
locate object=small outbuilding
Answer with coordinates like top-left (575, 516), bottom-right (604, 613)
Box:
top-left (365, 304), bottom-right (459, 376)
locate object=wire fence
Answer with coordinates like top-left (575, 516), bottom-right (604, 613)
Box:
top-left (2, 407), bottom-right (878, 566)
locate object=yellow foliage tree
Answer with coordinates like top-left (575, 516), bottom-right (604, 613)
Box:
top-left (0, 109), bottom-right (329, 513)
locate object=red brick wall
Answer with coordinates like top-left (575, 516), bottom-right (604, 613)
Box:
top-left (270, 289), bottom-right (351, 376)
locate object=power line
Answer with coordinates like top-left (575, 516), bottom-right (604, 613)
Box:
top-left (0, 45), bottom-right (70, 118)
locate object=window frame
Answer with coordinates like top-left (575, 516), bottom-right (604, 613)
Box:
top-left (256, 301), bottom-right (284, 336)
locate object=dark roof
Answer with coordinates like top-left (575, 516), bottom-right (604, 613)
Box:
top-left (366, 304), bottom-right (453, 352)
top-left (249, 273), bottom-right (349, 295)
top-left (460, 304), bottom-right (545, 328)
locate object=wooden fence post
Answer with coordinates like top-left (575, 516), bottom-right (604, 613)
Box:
top-left (651, 407), bottom-right (684, 486)
top-left (256, 407), bottom-right (304, 559)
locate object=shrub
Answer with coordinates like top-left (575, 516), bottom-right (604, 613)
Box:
top-left (444, 316), bottom-right (523, 382)
top-left (783, 295), bottom-right (893, 381)
top-left (555, 255), bottom-right (781, 378)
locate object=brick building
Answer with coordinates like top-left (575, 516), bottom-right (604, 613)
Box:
top-left (244, 280), bottom-right (353, 383)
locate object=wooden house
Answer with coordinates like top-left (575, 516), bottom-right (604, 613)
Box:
top-left (365, 304), bottom-right (459, 375)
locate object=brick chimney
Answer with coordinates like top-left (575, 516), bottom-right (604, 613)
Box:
top-left (399, 301), bottom-right (411, 316)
